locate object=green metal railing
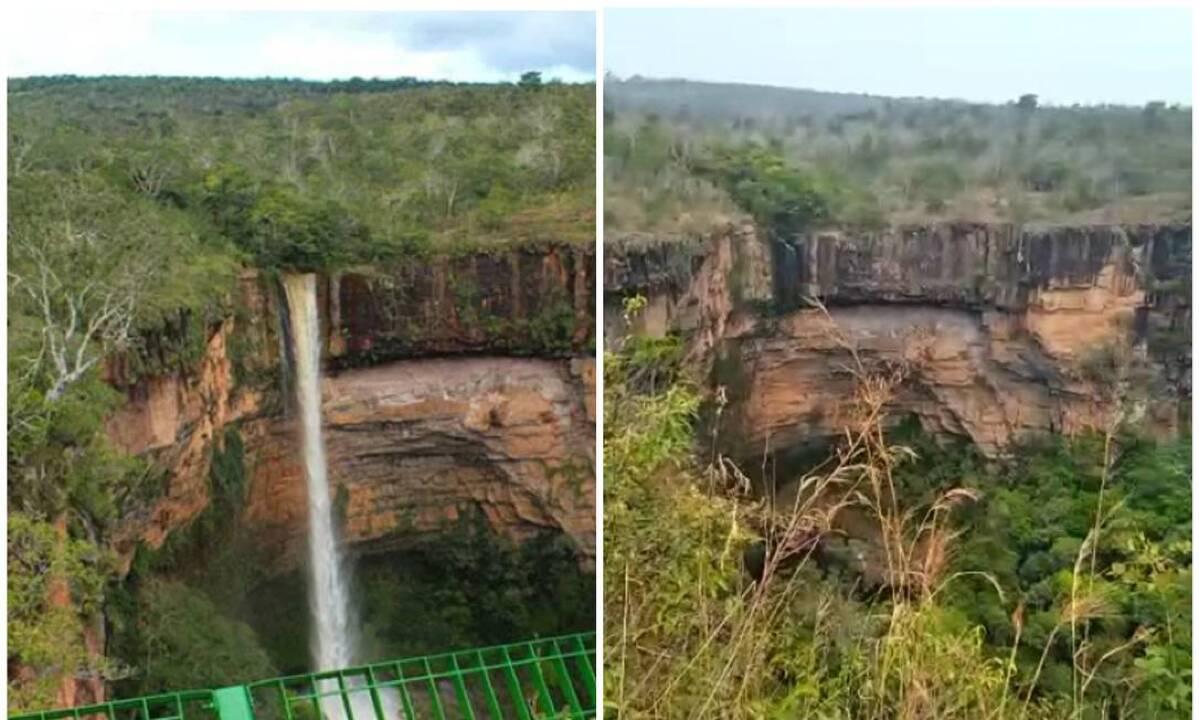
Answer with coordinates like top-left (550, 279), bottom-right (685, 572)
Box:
top-left (12, 633), bottom-right (595, 720)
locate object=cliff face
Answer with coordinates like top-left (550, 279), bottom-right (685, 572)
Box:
top-left (333, 245), bottom-right (594, 363)
top-left (107, 245), bottom-right (596, 574)
top-left (241, 357), bottom-right (595, 567)
top-left (606, 223), bottom-right (1190, 460)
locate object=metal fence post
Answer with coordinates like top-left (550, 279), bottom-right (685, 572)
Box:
top-left (212, 686), bottom-right (255, 720)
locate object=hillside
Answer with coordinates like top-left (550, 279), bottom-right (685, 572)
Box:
top-left (11, 75), bottom-right (595, 252)
top-left (604, 76), bottom-right (1191, 236)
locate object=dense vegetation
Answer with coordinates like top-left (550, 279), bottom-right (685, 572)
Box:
top-left (11, 75), bottom-right (594, 258)
top-left (355, 511), bottom-right (596, 665)
top-left (604, 77), bottom-right (1191, 236)
top-left (111, 477), bottom-right (594, 691)
top-left (7, 75), bottom-right (594, 710)
top-left (604, 299), bottom-right (1191, 718)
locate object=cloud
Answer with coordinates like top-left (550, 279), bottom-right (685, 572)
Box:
top-left (387, 12), bottom-right (596, 74)
top-left (7, 10), bottom-right (595, 82)
top-left (254, 24), bottom-right (497, 82)
top-left (8, 11), bottom-right (158, 77)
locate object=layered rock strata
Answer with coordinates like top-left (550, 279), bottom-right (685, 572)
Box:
top-left (241, 357), bottom-right (595, 568)
top-left (605, 223), bottom-right (1190, 460)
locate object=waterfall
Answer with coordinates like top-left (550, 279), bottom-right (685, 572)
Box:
top-left (282, 274), bottom-right (356, 672)
top-left (771, 238), bottom-right (802, 310)
top-left (282, 275), bottom-right (412, 720)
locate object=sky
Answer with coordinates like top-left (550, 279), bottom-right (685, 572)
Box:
top-left (606, 7), bottom-right (1192, 106)
top-left (7, 10), bottom-right (596, 82)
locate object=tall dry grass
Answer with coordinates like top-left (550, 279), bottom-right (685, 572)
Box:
top-left (603, 298), bottom-right (1145, 719)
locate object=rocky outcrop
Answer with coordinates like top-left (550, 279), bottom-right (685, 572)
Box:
top-left (106, 316), bottom-right (265, 568)
top-left (606, 222), bottom-right (1190, 460)
top-left (107, 245), bottom-right (596, 574)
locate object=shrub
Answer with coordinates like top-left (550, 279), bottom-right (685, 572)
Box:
top-left (121, 579), bottom-right (277, 695)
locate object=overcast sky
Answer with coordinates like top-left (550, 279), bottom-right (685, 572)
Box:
top-left (606, 7), bottom-right (1192, 106)
top-left (8, 10), bottom-right (596, 82)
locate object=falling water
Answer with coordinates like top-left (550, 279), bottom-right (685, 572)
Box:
top-left (771, 238), bottom-right (802, 311)
top-left (282, 274), bottom-right (356, 672)
top-left (283, 275), bottom-right (422, 720)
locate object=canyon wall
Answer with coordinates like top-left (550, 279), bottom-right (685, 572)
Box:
top-left (241, 356), bottom-right (595, 568)
top-left (606, 223), bottom-right (1190, 462)
top-left (107, 245), bottom-right (596, 574)
top-left (333, 246), bottom-right (594, 363)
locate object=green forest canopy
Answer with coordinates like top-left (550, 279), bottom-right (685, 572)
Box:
top-left (10, 75), bottom-right (595, 264)
top-left (604, 76), bottom-right (1191, 236)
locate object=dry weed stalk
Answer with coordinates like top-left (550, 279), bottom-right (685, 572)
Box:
top-left (694, 299), bottom-right (991, 716)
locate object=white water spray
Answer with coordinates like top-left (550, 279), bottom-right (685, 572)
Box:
top-left (283, 274), bottom-right (356, 671)
top-left (284, 275), bottom-right (411, 720)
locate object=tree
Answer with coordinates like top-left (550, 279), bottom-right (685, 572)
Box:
top-left (1142, 101), bottom-right (1167, 131)
top-left (123, 580), bottom-right (277, 695)
top-left (519, 71), bottom-right (543, 88)
top-left (8, 513), bottom-right (119, 713)
top-left (244, 186), bottom-right (364, 269)
top-left (1017, 93), bottom-right (1039, 113)
top-left (8, 177), bottom-right (169, 402)
top-left (695, 144), bottom-right (830, 236)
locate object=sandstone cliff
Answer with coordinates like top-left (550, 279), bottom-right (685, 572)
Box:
top-left (107, 245), bottom-right (596, 574)
top-left (333, 246), bottom-right (594, 363)
top-left (241, 356), bottom-right (595, 568)
top-left (606, 223), bottom-right (1190, 462)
